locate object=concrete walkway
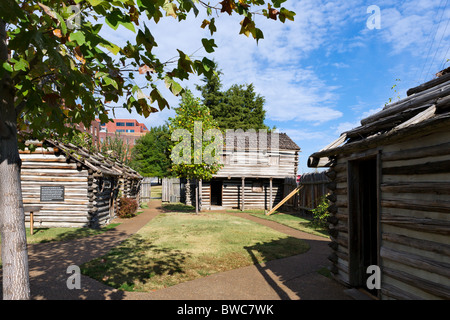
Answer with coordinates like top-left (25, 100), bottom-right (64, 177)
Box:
top-left (2, 200), bottom-right (352, 300)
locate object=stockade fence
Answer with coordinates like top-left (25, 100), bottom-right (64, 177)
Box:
top-left (297, 171), bottom-right (330, 214)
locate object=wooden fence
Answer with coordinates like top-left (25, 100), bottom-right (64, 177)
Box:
top-left (162, 178), bottom-right (186, 203)
top-left (297, 171), bottom-right (329, 213)
top-left (141, 177), bottom-right (152, 203)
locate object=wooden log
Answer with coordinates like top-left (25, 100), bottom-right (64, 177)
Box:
top-left (382, 141), bottom-right (450, 161)
top-left (361, 82), bottom-right (450, 126)
top-left (325, 169), bottom-right (336, 180)
top-left (382, 233), bottom-right (450, 257)
top-left (326, 181), bottom-right (337, 191)
top-left (328, 241), bottom-right (338, 250)
top-left (382, 199), bottom-right (450, 214)
top-left (328, 252), bottom-right (338, 263)
top-left (381, 182), bottom-right (450, 194)
top-left (347, 104), bottom-right (433, 140)
top-left (266, 185), bottom-right (304, 215)
top-left (327, 215), bottom-right (339, 225)
top-left (326, 193), bottom-right (337, 203)
top-left (381, 283), bottom-right (425, 300)
top-left (382, 159), bottom-right (450, 175)
top-left (329, 228), bottom-right (338, 238)
top-left (327, 204), bottom-right (338, 214)
top-left (406, 72), bottom-right (450, 96)
top-left (381, 247), bottom-right (450, 278)
top-left (381, 213), bottom-right (450, 234)
top-left (383, 266), bottom-right (450, 300)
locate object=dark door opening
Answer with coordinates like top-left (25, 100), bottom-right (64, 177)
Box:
top-left (348, 156), bottom-right (379, 296)
top-left (210, 180), bottom-right (223, 206)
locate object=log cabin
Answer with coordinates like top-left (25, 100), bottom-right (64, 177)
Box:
top-left (307, 71), bottom-right (450, 300)
top-left (20, 139), bottom-right (142, 229)
top-left (200, 132), bottom-right (300, 211)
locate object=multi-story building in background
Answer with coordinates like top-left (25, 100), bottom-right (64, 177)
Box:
top-left (97, 119), bottom-right (149, 147)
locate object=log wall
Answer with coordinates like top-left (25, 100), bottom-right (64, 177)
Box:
top-left (201, 178), bottom-right (283, 210)
top-left (215, 149), bottom-right (298, 178)
top-left (326, 130), bottom-right (450, 300)
top-left (20, 147), bottom-right (123, 228)
top-left (20, 150), bottom-right (91, 228)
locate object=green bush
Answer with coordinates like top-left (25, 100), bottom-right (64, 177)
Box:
top-left (118, 197), bottom-right (138, 218)
top-left (310, 196), bottom-right (330, 228)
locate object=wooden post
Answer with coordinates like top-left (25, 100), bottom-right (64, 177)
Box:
top-left (24, 206), bottom-right (42, 235)
top-left (30, 211), bottom-right (34, 235)
top-left (241, 177), bottom-right (245, 211)
top-left (199, 179), bottom-right (202, 212)
top-left (195, 180), bottom-right (199, 214)
top-left (269, 177), bottom-right (273, 211)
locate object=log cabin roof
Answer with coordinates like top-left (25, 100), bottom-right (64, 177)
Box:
top-left (308, 69), bottom-right (450, 168)
top-left (226, 132), bottom-right (300, 151)
top-left (42, 139), bottom-right (142, 179)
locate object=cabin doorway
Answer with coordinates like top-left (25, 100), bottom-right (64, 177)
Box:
top-left (210, 180), bottom-right (223, 206)
top-left (348, 156), bottom-right (379, 297)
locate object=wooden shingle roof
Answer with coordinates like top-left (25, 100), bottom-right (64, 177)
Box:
top-left (43, 139), bottom-right (142, 179)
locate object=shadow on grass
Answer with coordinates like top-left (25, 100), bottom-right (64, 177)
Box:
top-left (81, 234), bottom-right (191, 291)
top-left (25, 223), bottom-right (121, 244)
top-left (161, 203), bottom-right (195, 213)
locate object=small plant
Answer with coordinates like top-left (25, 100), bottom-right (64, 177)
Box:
top-left (118, 197), bottom-right (138, 218)
top-left (310, 196), bottom-right (330, 228)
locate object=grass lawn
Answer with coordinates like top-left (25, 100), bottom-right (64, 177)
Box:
top-left (81, 211), bottom-right (310, 292)
top-left (151, 185), bottom-right (162, 198)
top-left (251, 213), bottom-right (329, 238)
top-left (22, 223), bottom-right (121, 244)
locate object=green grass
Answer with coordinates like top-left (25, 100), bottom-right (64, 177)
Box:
top-left (162, 202), bottom-right (195, 212)
top-left (151, 185), bottom-right (162, 198)
top-left (22, 223), bottom-right (121, 244)
top-left (226, 209), bottom-right (279, 214)
top-left (81, 211), bottom-right (310, 292)
top-left (251, 213), bottom-right (329, 238)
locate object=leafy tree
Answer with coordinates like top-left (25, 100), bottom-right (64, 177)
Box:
top-left (0, 0), bottom-right (294, 299)
top-left (130, 124), bottom-right (172, 178)
top-left (99, 133), bottom-right (132, 165)
top-left (168, 90), bottom-right (222, 211)
top-left (197, 66), bottom-right (268, 130)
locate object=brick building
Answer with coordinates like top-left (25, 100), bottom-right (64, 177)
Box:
top-left (97, 119), bottom-right (149, 147)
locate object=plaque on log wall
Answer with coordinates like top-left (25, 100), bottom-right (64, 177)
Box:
top-left (40, 186), bottom-right (65, 202)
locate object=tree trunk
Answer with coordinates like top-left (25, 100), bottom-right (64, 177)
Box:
top-left (0, 18), bottom-right (30, 300)
top-left (185, 178), bottom-right (192, 206)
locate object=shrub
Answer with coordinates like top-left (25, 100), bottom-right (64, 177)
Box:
top-left (310, 196), bottom-right (330, 228)
top-left (118, 197), bottom-right (138, 218)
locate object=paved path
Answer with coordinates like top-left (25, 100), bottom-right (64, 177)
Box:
top-left (2, 200), bottom-right (352, 300)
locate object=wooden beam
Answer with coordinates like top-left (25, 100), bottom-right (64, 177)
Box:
top-left (269, 177), bottom-right (273, 211)
top-left (266, 185), bottom-right (304, 216)
top-left (241, 177), bottom-right (245, 211)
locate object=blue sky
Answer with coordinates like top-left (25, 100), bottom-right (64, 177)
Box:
top-left (102, 0), bottom-right (450, 174)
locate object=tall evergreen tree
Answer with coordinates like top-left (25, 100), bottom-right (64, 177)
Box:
top-left (197, 66), bottom-right (268, 131)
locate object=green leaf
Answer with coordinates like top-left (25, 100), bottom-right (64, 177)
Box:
top-left (120, 21), bottom-right (136, 33)
top-left (69, 31), bottom-right (86, 45)
top-left (99, 41), bottom-right (120, 55)
top-left (12, 58), bottom-right (29, 72)
top-left (104, 76), bottom-right (118, 89)
top-left (201, 38), bottom-right (217, 53)
top-left (2, 61), bottom-right (12, 72)
top-left (164, 76), bottom-right (183, 96)
top-left (87, 0), bottom-right (105, 6)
